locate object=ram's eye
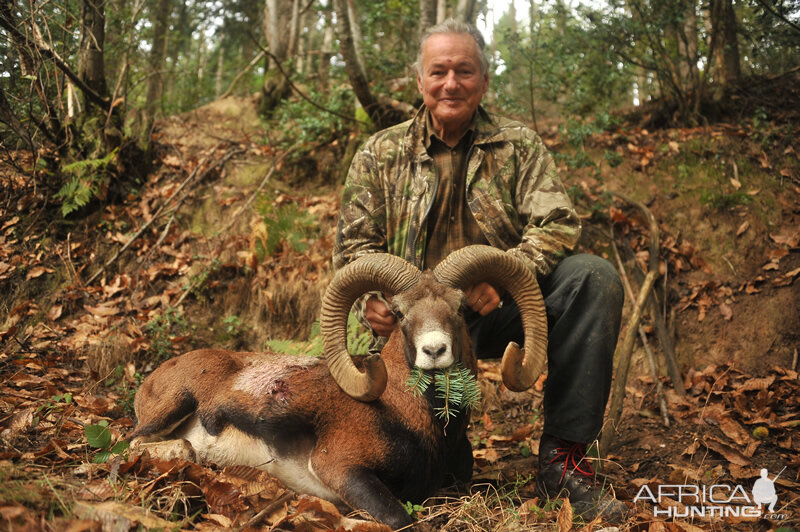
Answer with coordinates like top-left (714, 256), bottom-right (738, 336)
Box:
top-left (393, 310), bottom-right (404, 321)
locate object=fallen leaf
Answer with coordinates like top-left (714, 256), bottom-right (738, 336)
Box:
top-left (1, 216), bottom-right (19, 231)
top-left (25, 266), bottom-right (47, 280)
top-left (717, 416), bottom-right (752, 446)
top-left (737, 376), bottom-right (775, 392)
top-left (73, 501), bottom-right (178, 530)
top-left (730, 177), bottom-right (742, 189)
top-left (557, 497), bottom-right (573, 532)
top-left (473, 448), bottom-right (500, 464)
top-left (719, 302), bottom-right (733, 321)
top-left (84, 303), bottom-right (121, 317)
top-left (735, 221), bottom-right (749, 237)
top-left (702, 437), bottom-right (749, 466)
top-left (47, 305), bottom-right (63, 321)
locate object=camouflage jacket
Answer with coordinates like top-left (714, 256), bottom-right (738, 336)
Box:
top-left (333, 105), bottom-right (581, 276)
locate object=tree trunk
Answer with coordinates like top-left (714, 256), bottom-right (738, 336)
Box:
top-left (215, 46), bottom-right (225, 98)
top-left (710, 0), bottom-right (740, 93)
top-left (288, 0), bottom-right (300, 61)
top-left (346, 0), bottom-right (365, 68)
top-left (142, 0), bottom-right (171, 141)
top-left (420, 0), bottom-right (437, 36)
top-left (319, 7), bottom-right (335, 90)
top-left (678, 0), bottom-right (698, 92)
top-left (436, 0), bottom-right (447, 23)
top-left (77, 0), bottom-right (108, 108)
top-left (260, 0), bottom-right (292, 115)
top-left (332, 0), bottom-right (388, 128)
top-left (456, 0), bottom-right (477, 23)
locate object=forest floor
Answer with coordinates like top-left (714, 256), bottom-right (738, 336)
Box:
top-left (1, 87), bottom-right (799, 531)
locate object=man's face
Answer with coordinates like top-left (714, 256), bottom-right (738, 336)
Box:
top-left (416, 32), bottom-right (488, 142)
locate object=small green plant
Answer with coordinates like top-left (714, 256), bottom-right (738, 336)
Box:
top-left (222, 315), bottom-right (247, 338)
top-left (346, 313), bottom-right (372, 356)
top-left (603, 149), bottom-right (623, 167)
top-left (404, 500), bottom-right (425, 518)
top-left (144, 307), bottom-right (188, 361)
top-left (33, 393), bottom-right (73, 428)
top-left (699, 189), bottom-right (753, 210)
top-left (187, 258), bottom-right (222, 300)
top-left (54, 148), bottom-right (118, 216)
top-left (85, 420), bottom-right (129, 464)
top-left (518, 441), bottom-right (533, 457)
top-left (108, 366), bottom-right (143, 416)
top-left (254, 201), bottom-right (321, 259)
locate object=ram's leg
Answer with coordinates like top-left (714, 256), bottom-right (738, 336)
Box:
top-left (309, 449), bottom-right (413, 530)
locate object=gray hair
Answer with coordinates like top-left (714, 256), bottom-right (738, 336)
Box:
top-left (415, 18), bottom-right (489, 76)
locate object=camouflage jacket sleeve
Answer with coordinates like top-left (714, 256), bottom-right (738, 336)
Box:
top-left (333, 135), bottom-right (388, 271)
top-left (502, 126), bottom-right (581, 278)
top-left (333, 137), bottom-right (390, 347)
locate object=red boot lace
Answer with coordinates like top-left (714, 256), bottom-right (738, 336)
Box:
top-left (550, 442), bottom-right (595, 484)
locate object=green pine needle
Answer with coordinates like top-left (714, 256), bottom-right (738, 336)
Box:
top-left (406, 362), bottom-right (481, 420)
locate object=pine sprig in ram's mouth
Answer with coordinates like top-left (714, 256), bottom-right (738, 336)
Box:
top-left (406, 362), bottom-right (481, 419)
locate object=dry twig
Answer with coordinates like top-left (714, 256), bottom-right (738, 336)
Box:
top-left (600, 192), bottom-right (661, 454)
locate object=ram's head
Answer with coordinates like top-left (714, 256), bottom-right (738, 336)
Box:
top-left (321, 245), bottom-right (548, 401)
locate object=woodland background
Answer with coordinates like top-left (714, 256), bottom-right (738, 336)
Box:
top-left (1, 0), bottom-right (799, 530)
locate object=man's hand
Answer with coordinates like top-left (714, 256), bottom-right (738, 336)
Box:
top-left (465, 282), bottom-right (501, 316)
top-left (365, 294), bottom-right (397, 337)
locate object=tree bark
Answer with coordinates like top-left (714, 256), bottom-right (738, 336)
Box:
top-left (143, 0), bottom-right (171, 141)
top-left (319, 7), bottom-right (335, 90)
top-left (678, 0), bottom-right (698, 93)
top-left (77, 0), bottom-right (108, 109)
top-left (215, 46), bottom-right (225, 98)
top-left (456, 0), bottom-right (477, 23)
top-left (436, 0), bottom-right (447, 23)
top-left (710, 0), bottom-right (740, 91)
top-left (420, 0), bottom-right (437, 36)
top-left (260, 0), bottom-right (292, 114)
top-left (332, 0), bottom-right (383, 126)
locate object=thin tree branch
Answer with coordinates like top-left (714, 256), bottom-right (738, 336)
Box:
top-left (0, 12), bottom-right (111, 112)
top-left (752, 0), bottom-right (800, 34)
top-left (221, 50), bottom-right (266, 100)
top-left (611, 232), bottom-right (670, 428)
top-left (248, 34), bottom-right (371, 126)
top-left (86, 144), bottom-right (241, 285)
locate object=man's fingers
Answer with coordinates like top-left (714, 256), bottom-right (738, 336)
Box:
top-left (366, 295), bottom-right (397, 337)
top-left (466, 282), bottom-right (501, 315)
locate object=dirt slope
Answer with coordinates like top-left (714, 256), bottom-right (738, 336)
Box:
top-left (0, 93), bottom-right (798, 530)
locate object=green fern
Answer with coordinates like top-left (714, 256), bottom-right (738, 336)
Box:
top-left (55, 148), bottom-right (118, 216)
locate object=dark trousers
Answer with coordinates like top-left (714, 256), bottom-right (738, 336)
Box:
top-left (465, 254), bottom-right (624, 444)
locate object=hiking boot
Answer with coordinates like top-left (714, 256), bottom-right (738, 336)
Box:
top-left (535, 433), bottom-right (627, 523)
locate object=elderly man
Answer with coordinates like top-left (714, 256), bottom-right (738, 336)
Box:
top-left (333, 18), bottom-right (627, 522)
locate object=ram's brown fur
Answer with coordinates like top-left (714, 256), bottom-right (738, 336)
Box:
top-left (130, 273), bottom-right (474, 530)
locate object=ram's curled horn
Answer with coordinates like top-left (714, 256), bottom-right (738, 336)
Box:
top-left (433, 245), bottom-right (548, 392)
top-left (321, 254), bottom-right (422, 401)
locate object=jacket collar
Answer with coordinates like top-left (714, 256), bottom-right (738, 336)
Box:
top-left (406, 105), bottom-right (501, 161)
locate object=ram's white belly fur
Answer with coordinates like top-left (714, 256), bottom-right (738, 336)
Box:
top-left (176, 416), bottom-right (341, 503)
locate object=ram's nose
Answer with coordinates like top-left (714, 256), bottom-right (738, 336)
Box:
top-left (416, 332), bottom-right (454, 369)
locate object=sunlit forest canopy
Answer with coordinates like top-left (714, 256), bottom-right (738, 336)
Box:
top-left (1, 0), bottom-right (799, 201)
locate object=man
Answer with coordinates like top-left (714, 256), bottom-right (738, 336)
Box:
top-left (333, 18), bottom-right (627, 523)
